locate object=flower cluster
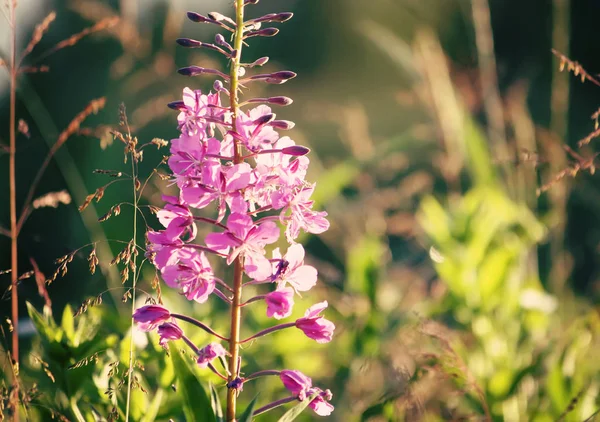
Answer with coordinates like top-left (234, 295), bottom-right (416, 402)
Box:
top-left (133, 1), bottom-right (334, 419)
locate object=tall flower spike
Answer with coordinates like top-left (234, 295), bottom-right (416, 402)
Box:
top-left (137, 1), bottom-right (333, 420)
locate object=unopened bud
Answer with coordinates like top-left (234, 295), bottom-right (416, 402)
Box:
top-left (176, 38), bottom-right (202, 47)
top-left (249, 57), bottom-right (269, 67)
top-left (187, 12), bottom-right (212, 23)
top-left (208, 12), bottom-right (236, 26)
top-left (167, 100), bottom-right (186, 110)
top-left (254, 113), bottom-right (276, 126)
top-left (282, 145), bottom-right (310, 156)
top-left (245, 0), bottom-right (259, 4)
top-left (254, 12), bottom-right (293, 23)
top-left (178, 66), bottom-right (222, 77)
top-left (215, 34), bottom-right (232, 50)
top-left (267, 96), bottom-right (293, 106)
top-left (270, 120), bottom-right (295, 130)
top-left (246, 28), bottom-right (279, 38)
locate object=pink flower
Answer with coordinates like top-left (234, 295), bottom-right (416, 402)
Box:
top-left (177, 88), bottom-right (223, 136)
top-left (161, 249), bottom-right (215, 303)
top-left (133, 305), bottom-right (171, 331)
top-left (147, 230), bottom-right (184, 271)
top-left (307, 388), bottom-right (334, 416)
top-left (181, 162), bottom-right (251, 221)
top-left (271, 244), bottom-right (317, 292)
top-left (169, 134), bottom-right (221, 177)
top-left (280, 370), bottom-right (334, 416)
top-left (157, 322), bottom-right (183, 347)
top-left (272, 185), bottom-right (329, 242)
top-left (265, 287), bottom-right (294, 319)
top-left (197, 342), bottom-right (228, 368)
top-left (280, 370), bottom-right (312, 400)
top-left (205, 213), bottom-right (279, 280)
top-left (156, 195), bottom-right (197, 241)
top-left (235, 105), bottom-right (279, 151)
top-left (295, 301), bottom-right (335, 343)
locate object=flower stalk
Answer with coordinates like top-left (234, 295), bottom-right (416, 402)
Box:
top-left (227, 0), bottom-right (246, 418)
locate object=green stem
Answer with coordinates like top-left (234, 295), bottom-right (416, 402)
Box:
top-left (226, 1), bottom-right (246, 420)
top-left (125, 141), bottom-right (139, 421)
top-left (8, 3), bottom-right (20, 421)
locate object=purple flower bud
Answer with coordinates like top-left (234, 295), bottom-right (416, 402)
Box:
top-left (249, 57), bottom-right (269, 67)
top-left (246, 28), bottom-right (279, 38)
top-left (254, 113), bottom-right (276, 126)
top-left (270, 120), bottom-right (295, 130)
top-left (177, 38), bottom-right (202, 48)
top-left (254, 12), bottom-right (294, 23)
top-left (268, 96), bottom-right (293, 106)
top-left (133, 304), bottom-right (171, 332)
top-left (178, 66), bottom-right (227, 79)
top-left (282, 145), bottom-right (310, 156)
top-left (215, 34), bottom-right (232, 50)
top-left (157, 322), bottom-right (183, 346)
top-left (187, 12), bottom-right (213, 24)
top-left (167, 100), bottom-right (186, 110)
top-left (208, 12), bottom-right (236, 26)
top-left (295, 301), bottom-right (335, 343)
top-left (196, 342), bottom-right (228, 368)
top-left (250, 71), bottom-right (297, 85)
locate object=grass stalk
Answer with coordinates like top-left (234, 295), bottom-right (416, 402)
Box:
top-left (8, 1), bottom-right (20, 420)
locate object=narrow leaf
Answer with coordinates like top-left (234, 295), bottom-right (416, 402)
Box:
top-left (237, 395), bottom-right (259, 422)
top-left (210, 383), bottom-right (224, 422)
top-left (277, 392), bottom-right (319, 422)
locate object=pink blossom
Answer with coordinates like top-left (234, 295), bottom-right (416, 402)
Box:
top-left (157, 322), bottom-right (183, 347)
top-left (271, 244), bottom-right (317, 292)
top-left (265, 287), bottom-right (294, 319)
top-left (147, 230), bottom-right (183, 270)
top-left (280, 370), bottom-right (312, 400)
top-left (133, 305), bottom-right (171, 331)
top-left (177, 88), bottom-right (223, 136)
top-left (161, 249), bottom-right (215, 303)
top-left (307, 388), bottom-right (334, 416)
top-left (197, 342), bottom-right (228, 368)
top-left (156, 195), bottom-right (197, 240)
top-left (272, 185), bottom-right (329, 242)
top-left (169, 134), bottom-right (221, 177)
top-left (295, 301), bottom-right (335, 343)
top-left (205, 213), bottom-right (279, 280)
top-left (235, 105), bottom-right (279, 151)
top-left (181, 162), bottom-right (251, 221)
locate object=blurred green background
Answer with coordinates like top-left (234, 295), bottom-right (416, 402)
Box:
top-left (1, 0), bottom-right (600, 420)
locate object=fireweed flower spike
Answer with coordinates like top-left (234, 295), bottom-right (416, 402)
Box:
top-left (133, 0), bottom-right (334, 420)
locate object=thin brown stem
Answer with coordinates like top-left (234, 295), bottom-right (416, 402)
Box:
top-left (9, 1), bottom-right (20, 420)
top-left (226, 0), bottom-right (245, 420)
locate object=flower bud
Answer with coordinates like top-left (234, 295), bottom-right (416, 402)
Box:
top-left (187, 12), bottom-right (213, 24)
top-left (176, 38), bottom-right (202, 47)
top-left (254, 113), bottom-right (276, 126)
top-left (254, 12), bottom-right (294, 23)
top-left (208, 12), bottom-right (236, 26)
top-left (133, 304), bottom-right (171, 331)
top-left (295, 301), bottom-right (334, 343)
top-left (178, 66), bottom-right (224, 78)
top-left (265, 287), bottom-right (294, 319)
top-left (246, 28), bottom-right (279, 38)
top-left (157, 322), bottom-right (183, 346)
top-left (215, 34), bottom-right (232, 50)
top-left (270, 120), bottom-right (295, 130)
top-left (282, 145), bottom-right (310, 156)
top-left (267, 96), bottom-right (293, 106)
top-left (245, 0), bottom-right (259, 4)
top-left (167, 100), bottom-right (186, 110)
top-left (248, 56), bottom-right (269, 67)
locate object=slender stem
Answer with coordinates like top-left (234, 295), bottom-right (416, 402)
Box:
top-left (253, 396), bottom-right (298, 416)
top-left (244, 369), bottom-right (281, 382)
top-left (240, 294), bottom-right (265, 306)
top-left (226, 1), bottom-right (245, 420)
top-left (125, 141), bottom-right (139, 422)
top-left (240, 322), bottom-right (295, 344)
top-left (9, 2), bottom-right (20, 420)
top-left (172, 313), bottom-right (229, 341)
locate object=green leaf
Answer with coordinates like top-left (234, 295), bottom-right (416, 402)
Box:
top-left (210, 383), bottom-right (224, 422)
top-left (277, 392), bottom-right (319, 422)
top-left (169, 344), bottom-right (215, 422)
top-left (26, 301), bottom-right (57, 343)
top-left (237, 395), bottom-right (259, 422)
top-left (61, 304), bottom-right (76, 344)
